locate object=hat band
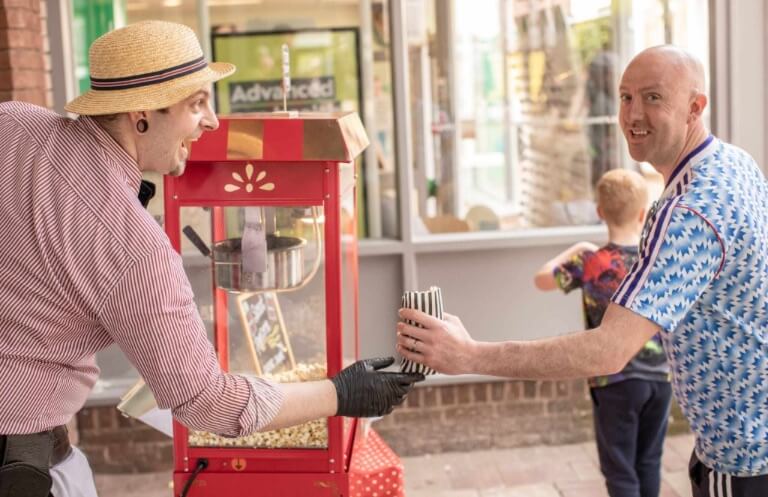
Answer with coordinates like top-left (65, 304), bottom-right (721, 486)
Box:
top-left (90, 56), bottom-right (207, 91)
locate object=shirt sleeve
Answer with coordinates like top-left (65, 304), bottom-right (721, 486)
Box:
top-left (98, 246), bottom-right (284, 437)
top-left (611, 201), bottom-right (724, 332)
top-left (553, 252), bottom-right (587, 294)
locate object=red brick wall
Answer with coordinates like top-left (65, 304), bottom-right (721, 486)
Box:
top-left (77, 379), bottom-right (690, 473)
top-left (0, 0), bottom-right (47, 105)
top-left (377, 380), bottom-right (689, 456)
top-left (376, 379), bottom-right (595, 455)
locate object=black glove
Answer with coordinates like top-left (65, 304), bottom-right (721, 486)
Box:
top-left (330, 357), bottom-right (424, 417)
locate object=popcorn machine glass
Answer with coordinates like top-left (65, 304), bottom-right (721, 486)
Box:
top-left (163, 113), bottom-right (367, 496)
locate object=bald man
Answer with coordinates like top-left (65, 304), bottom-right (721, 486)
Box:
top-left (397, 46), bottom-right (768, 497)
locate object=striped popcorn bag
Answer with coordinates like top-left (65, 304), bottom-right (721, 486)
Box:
top-left (399, 286), bottom-right (443, 375)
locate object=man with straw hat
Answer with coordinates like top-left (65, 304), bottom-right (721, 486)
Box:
top-left (0, 20), bottom-right (422, 496)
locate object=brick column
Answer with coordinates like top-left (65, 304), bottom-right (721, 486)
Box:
top-left (0, 0), bottom-right (47, 105)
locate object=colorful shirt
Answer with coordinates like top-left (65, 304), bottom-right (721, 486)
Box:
top-left (613, 135), bottom-right (768, 476)
top-left (554, 244), bottom-right (669, 387)
top-left (0, 102), bottom-right (284, 435)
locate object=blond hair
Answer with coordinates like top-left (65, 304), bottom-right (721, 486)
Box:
top-left (596, 169), bottom-right (648, 227)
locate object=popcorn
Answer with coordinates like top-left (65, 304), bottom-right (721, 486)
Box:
top-left (188, 363), bottom-right (329, 448)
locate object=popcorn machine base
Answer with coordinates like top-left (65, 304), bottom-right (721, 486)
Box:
top-left (173, 429), bottom-right (405, 497)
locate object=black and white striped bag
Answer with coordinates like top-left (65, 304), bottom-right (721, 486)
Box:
top-left (399, 286), bottom-right (443, 375)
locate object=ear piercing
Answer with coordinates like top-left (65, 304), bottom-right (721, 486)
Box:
top-left (136, 119), bottom-right (148, 133)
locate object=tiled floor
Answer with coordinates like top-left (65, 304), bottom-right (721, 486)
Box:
top-left (94, 433), bottom-right (694, 497)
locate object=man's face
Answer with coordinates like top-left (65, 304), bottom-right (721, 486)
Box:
top-left (136, 87), bottom-right (218, 176)
top-left (618, 54), bottom-right (693, 169)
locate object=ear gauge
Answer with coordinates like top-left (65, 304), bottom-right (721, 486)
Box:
top-left (136, 119), bottom-right (148, 134)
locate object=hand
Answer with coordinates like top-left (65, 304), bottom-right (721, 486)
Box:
top-left (330, 357), bottom-right (424, 417)
top-left (396, 310), bottom-right (477, 375)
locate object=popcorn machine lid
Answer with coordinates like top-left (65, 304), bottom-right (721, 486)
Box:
top-left (188, 111), bottom-right (369, 163)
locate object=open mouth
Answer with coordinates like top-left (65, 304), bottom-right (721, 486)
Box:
top-left (630, 129), bottom-right (649, 137)
top-left (181, 137), bottom-right (198, 154)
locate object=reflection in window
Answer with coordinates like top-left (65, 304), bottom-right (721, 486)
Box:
top-left (410, 0), bottom-right (709, 234)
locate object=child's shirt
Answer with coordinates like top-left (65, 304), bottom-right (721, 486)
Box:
top-left (554, 243), bottom-right (670, 387)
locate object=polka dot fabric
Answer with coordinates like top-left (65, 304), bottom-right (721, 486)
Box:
top-left (349, 430), bottom-right (405, 497)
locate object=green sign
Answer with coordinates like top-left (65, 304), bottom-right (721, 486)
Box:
top-left (212, 28), bottom-right (368, 237)
top-left (71, 0), bottom-right (119, 95)
top-left (212, 29), bottom-right (361, 115)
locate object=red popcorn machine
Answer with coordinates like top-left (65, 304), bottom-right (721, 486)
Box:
top-left (162, 113), bottom-right (404, 496)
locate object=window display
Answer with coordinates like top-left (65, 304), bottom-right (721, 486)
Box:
top-left (406, 0), bottom-right (709, 233)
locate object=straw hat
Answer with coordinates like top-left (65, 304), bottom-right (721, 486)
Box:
top-left (65, 20), bottom-right (235, 115)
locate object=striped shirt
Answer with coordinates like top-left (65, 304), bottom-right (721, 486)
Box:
top-left (612, 136), bottom-right (768, 476)
top-left (0, 101), bottom-right (284, 436)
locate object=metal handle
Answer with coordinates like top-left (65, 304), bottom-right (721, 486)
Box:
top-left (182, 225), bottom-right (211, 258)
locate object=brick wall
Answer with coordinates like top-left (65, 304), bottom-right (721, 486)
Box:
top-left (376, 379), bottom-right (595, 456)
top-left (77, 407), bottom-right (174, 474)
top-left (0, 0), bottom-right (48, 105)
top-left (376, 379), bottom-right (690, 456)
top-left (77, 379), bottom-right (690, 473)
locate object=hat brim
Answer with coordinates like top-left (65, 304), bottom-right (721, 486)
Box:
top-left (64, 62), bottom-right (236, 115)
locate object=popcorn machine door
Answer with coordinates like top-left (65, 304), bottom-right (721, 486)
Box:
top-left (177, 202), bottom-right (332, 448)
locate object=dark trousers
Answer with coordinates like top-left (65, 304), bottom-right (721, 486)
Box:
top-left (689, 451), bottom-right (768, 497)
top-left (591, 379), bottom-right (672, 497)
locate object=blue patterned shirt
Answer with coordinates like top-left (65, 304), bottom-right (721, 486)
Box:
top-left (612, 136), bottom-right (768, 476)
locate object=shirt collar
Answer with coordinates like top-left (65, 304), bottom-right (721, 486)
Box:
top-left (662, 134), bottom-right (718, 198)
top-left (78, 116), bottom-right (143, 194)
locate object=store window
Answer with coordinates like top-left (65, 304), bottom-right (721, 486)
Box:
top-left (117, 0), bottom-right (399, 240)
top-left (406, 0), bottom-right (709, 234)
top-left (73, 0), bottom-right (709, 241)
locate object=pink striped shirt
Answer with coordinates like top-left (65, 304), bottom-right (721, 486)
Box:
top-left (0, 101), bottom-right (284, 435)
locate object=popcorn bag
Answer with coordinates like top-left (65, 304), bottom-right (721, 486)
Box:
top-left (399, 286), bottom-right (443, 375)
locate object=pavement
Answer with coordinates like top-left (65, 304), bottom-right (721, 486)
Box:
top-left (94, 433), bottom-right (695, 497)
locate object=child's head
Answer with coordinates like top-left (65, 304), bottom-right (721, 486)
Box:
top-left (595, 169), bottom-right (648, 229)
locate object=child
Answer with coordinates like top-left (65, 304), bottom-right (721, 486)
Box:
top-left (534, 169), bottom-right (671, 497)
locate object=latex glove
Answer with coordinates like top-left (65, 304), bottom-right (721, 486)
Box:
top-left (331, 357), bottom-right (424, 417)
